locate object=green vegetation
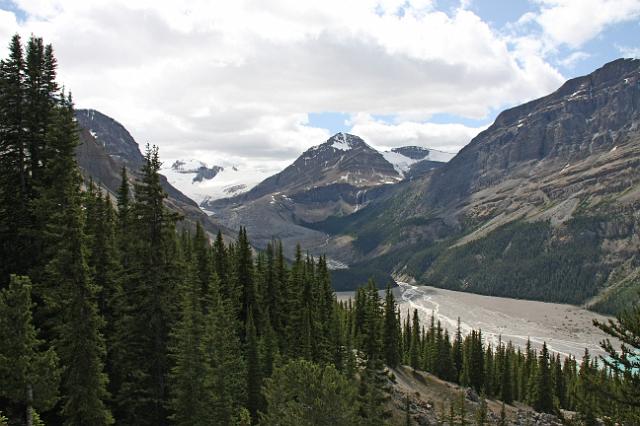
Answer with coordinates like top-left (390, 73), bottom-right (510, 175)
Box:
top-left (425, 220), bottom-right (607, 304)
top-left (1, 33), bottom-right (638, 425)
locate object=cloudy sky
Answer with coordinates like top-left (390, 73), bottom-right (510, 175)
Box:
top-left (1, 0), bottom-right (640, 173)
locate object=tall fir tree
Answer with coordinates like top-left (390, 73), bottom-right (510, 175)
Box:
top-left (0, 275), bottom-right (60, 425)
top-left (383, 283), bottom-right (401, 368)
top-left (40, 96), bottom-right (113, 425)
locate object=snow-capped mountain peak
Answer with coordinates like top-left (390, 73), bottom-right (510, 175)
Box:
top-left (171, 159), bottom-right (208, 173)
top-left (161, 159), bottom-right (273, 207)
top-left (382, 146), bottom-right (455, 176)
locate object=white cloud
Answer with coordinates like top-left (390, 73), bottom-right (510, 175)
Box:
top-left (533, 0), bottom-right (640, 49)
top-left (558, 51), bottom-right (590, 68)
top-left (0, 0), bottom-right (571, 168)
top-left (349, 113), bottom-right (486, 153)
top-left (617, 44), bottom-right (640, 58)
top-left (0, 10), bottom-right (19, 43)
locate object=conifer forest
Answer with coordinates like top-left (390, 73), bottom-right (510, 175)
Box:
top-left (1, 35), bottom-right (639, 426)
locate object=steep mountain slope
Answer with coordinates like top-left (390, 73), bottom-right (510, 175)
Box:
top-left (74, 109), bottom-right (231, 238)
top-left (203, 133), bottom-right (450, 266)
top-left (317, 58), bottom-right (640, 311)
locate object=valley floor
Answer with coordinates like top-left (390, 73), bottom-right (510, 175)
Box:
top-left (338, 283), bottom-right (617, 359)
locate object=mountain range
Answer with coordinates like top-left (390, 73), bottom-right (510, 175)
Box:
top-left (74, 58), bottom-right (640, 314)
top-left (74, 109), bottom-right (232, 239)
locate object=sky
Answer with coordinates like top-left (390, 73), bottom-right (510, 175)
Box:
top-left (1, 0), bottom-right (640, 174)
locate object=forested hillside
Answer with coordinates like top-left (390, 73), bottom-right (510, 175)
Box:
top-left (1, 34), bottom-right (639, 426)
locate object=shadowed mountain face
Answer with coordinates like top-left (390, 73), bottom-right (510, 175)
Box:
top-left (74, 109), bottom-right (232, 238)
top-left (314, 58), bottom-right (640, 310)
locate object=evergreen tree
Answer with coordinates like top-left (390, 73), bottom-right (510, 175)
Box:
top-left (260, 360), bottom-right (359, 426)
top-left (168, 268), bottom-right (214, 425)
top-left (500, 343), bottom-right (513, 404)
top-left (453, 318), bottom-right (463, 382)
top-left (0, 34), bottom-right (28, 284)
top-left (237, 227), bottom-right (256, 332)
top-left (203, 273), bottom-right (246, 424)
top-left (115, 145), bottom-right (181, 425)
top-left (246, 308), bottom-right (262, 423)
top-left (39, 97), bottom-right (113, 426)
top-left (409, 309), bottom-right (421, 370)
top-left (594, 301), bottom-right (640, 412)
top-left (0, 276), bottom-right (59, 424)
top-left (383, 283), bottom-right (401, 368)
top-left (533, 342), bottom-right (554, 414)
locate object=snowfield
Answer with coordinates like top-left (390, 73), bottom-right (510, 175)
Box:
top-left (161, 159), bottom-right (274, 205)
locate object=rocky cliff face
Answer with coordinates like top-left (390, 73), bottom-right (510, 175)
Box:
top-left (74, 109), bottom-right (232, 239)
top-left (317, 59), bottom-right (640, 310)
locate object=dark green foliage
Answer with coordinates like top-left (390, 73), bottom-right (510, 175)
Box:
top-left (168, 268), bottom-right (214, 425)
top-left (260, 360), bottom-right (359, 426)
top-left (1, 34), bottom-right (638, 426)
top-left (40, 97), bottom-right (113, 426)
top-left (383, 284), bottom-right (401, 367)
top-left (0, 276), bottom-right (60, 424)
top-left (593, 300), bottom-right (640, 423)
top-left (533, 343), bottom-right (554, 414)
top-left (426, 220), bottom-right (605, 304)
top-left (245, 309), bottom-right (262, 423)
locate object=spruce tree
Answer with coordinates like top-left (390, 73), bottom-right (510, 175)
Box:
top-left (0, 34), bottom-right (29, 284)
top-left (594, 301), bottom-right (640, 412)
top-left (533, 343), bottom-right (554, 413)
top-left (0, 275), bottom-right (59, 424)
top-left (383, 283), bottom-right (401, 368)
top-left (39, 96), bottom-right (113, 426)
top-left (246, 308), bottom-right (262, 423)
top-left (260, 360), bottom-right (359, 426)
top-left (115, 145), bottom-right (181, 425)
top-left (203, 272), bottom-right (246, 424)
top-left (410, 309), bottom-right (421, 370)
top-left (168, 267), bottom-right (214, 425)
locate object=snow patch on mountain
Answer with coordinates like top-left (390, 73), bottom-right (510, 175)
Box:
top-left (161, 159), bottom-right (274, 206)
top-left (382, 151), bottom-right (418, 174)
top-left (383, 147), bottom-right (455, 176)
top-left (331, 132), bottom-right (353, 151)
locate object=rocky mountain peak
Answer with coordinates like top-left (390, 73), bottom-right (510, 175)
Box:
top-left (391, 146), bottom-right (430, 160)
top-left (170, 159), bottom-right (224, 183)
top-left (75, 109), bottom-right (145, 168)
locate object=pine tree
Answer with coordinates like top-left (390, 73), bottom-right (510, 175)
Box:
top-left (246, 308), bottom-right (262, 423)
top-left (410, 309), bottom-right (421, 370)
top-left (115, 145), bottom-right (181, 425)
top-left (383, 283), bottom-right (401, 368)
top-left (168, 267), bottom-right (214, 425)
top-left (0, 34), bottom-right (29, 284)
top-left (533, 343), bottom-right (554, 414)
top-left (500, 343), bottom-right (513, 404)
top-left (203, 273), bottom-right (246, 424)
top-left (39, 96), bottom-right (113, 426)
top-left (453, 317), bottom-right (463, 382)
top-left (594, 301), bottom-right (640, 412)
top-left (237, 227), bottom-right (256, 333)
top-left (0, 275), bottom-right (59, 424)
top-left (260, 360), bottom-right (359, 425)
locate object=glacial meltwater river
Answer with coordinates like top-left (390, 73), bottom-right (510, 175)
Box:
top-left (337, 282), bottom-right (618, 360)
